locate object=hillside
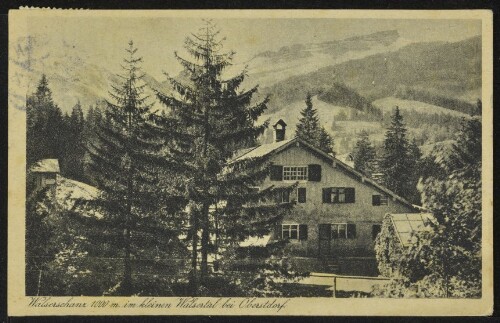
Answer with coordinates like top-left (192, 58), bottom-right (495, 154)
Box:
top-left (246, 30), bottom-right (406, 88)
top-left (372, 97), bottom-right (467, 117)
top-left (262, 36), bottom-right (481, 113)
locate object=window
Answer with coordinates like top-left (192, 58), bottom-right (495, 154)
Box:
top-left (331, 223), bottom-right (356, 239)
top-left (283, 166), bottom-right (308, 181)
top-left (271, 165), bottom-right (321, 181)
top-left (372, 224), bottom-right (382, 240)
top-left (276, 190), bottom-right (291, 203)
top-left (282, 224), bottom-right (308, 240)
top-left (323, 187), bottom-right (355, 203)
top-left (297, 187), bottom-right (306, 203)
top-left (282, 224), bottom-right (298, 239)
top-left (372, 194), bottom-right (388, 206)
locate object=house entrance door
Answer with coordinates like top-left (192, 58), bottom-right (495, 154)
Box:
top-left (318, 224), bottom-right (331, 258)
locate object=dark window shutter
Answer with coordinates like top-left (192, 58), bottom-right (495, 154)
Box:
top-left (372, 224), bottom-right (381, 240)
top-left (345, 188), bottom-right (355, 203)
top-left (322, 188), bottom-right (332, 203)
top-left (347, 224), bottom-right (356, 239)
top-left (298, 187), bottom-right (306, 203)
top-left (308, 164), bottom-right (322, 182)
top-left (372, 194), bottom-right (381, 206)
top-left (274, 224), bottom-right (282, 239)
top-left (299, 224), bottom-right (308, 240)
top-left (270, 165), bottom-right (283, 181)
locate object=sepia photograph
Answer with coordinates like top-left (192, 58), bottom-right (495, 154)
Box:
top-left (8, 9), bottom-right (493, 316)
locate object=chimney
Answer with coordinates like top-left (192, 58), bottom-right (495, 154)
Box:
top-left (273, 119), bottom-right (287, 142)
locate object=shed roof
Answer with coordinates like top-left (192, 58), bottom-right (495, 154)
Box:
top-left (389, 213), bottom-right (434, 247)
top-left (30, 159), bottom-right (60, 173)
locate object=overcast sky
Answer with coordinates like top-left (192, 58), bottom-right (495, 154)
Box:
top-left (26, 17), bottom-right (481, 79)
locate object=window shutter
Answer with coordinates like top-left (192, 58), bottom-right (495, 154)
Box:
top-left (274, 224), bottom-right (282, 239)
top-left (298, 187), bottom-right (306, 203)
top-left (372, 194), bottom-right (381, 206)
top-left (308, 164), bottom-right (322, 182)
top-left (345, 188), bottom-right (355, 203)
top-left (372, 224), bottom-right (381, 240)
top-left (299, 224), bottom-right (308, 240)
top-left (270, 165), bottom-right (283, 181)
top-left (322, 188), bottom-right (332, 203)
top-left (347, 224), bottom-right (356, 239)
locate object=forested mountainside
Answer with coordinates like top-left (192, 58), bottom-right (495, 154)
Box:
top-left (261, 36), bottom-right (481, 113)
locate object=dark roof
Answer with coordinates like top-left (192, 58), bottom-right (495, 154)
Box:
top-left (273, 119), bottom-right (287, 128)
top-left (232, 137), bottom-right (416, 209)
top-left (30, 159), bottom-right (60, 173)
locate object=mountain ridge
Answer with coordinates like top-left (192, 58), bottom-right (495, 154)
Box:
top-left (261, 35), bottom-right (481, 113)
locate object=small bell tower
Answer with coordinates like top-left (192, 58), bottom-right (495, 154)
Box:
top-left (273, 119), bottom-right (287, 142)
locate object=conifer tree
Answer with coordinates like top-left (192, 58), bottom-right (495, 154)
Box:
top-left (375, 115), bottom-right (482, 298)
top-left (62, 101), bottom-right (86, 181)
top-left (353, 130), bottom-right (376, 177)
top-left (85, 41), bottom-right (185, 295)
top-left (295, 93), bottom-right (334, 155)
top-left (26, 75), bottom-right (66, 166)
top-left (381, 107), bottom-right (420, 203)
top-left (155, 21), bottom-right (295, 293)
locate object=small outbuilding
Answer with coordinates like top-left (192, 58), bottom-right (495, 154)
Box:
top-left (29, 159), bottom-right (60, 191)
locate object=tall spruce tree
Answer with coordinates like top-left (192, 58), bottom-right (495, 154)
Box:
top-left (26, 75), bottom-right (66, 166)
top-left (155, 21), bottom-right (295, 294)
top-left (353, 130), bottom-right (376, 177)
top-left (295, 93), bottom-right (334, 155)
top-left (85, 41), bottom-right (186, 295)
top-left (62, 101), bottom-right (86, 181)
top-left (381, 107), bottom-right (420, 203)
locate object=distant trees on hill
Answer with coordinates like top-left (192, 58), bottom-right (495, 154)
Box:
top-left (394, 86), bottom-right (477, 116)
top-left (317, 83), bottom-right (383, 122)
top-left (262, 36), bottom-right (480, 112)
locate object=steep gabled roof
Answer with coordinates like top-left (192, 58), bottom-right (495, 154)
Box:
top-left (388, 213), bottom-right (435, 247)
top-left (231, 138), bottom-right (295, 163)
top-left (232, 136), bottom-right (417, 209)
top-left (30, 159), bottom-right (60, 173)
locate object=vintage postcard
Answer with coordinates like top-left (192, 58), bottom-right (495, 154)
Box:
top-left (8, 9), bottom-right (493, 316)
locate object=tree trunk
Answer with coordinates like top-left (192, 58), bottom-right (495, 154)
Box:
top-left (200, 203), bottom-right (210, 284)
top-left (122, 173), bottom-right (133, 295)
top-left (190, 211), bottom-right (199, 295)
top-left (122, 104), bottom-right (133, 296)
top-left (122, 225), bottom-right (132, 295)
